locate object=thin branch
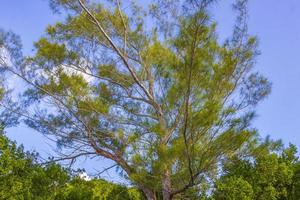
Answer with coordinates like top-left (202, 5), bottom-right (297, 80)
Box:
top-left (94, 164), bottom-right (117, 177)
top-left (116, 0), bottom-right (127, 56)
top-left (78, 0), bottom-right (154, 103)
top-left (41, 152), bottom-right (96, 165)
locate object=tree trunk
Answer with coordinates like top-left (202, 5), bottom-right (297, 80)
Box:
top-left (141, 187), bottom-right (156, 200)
top-left (162, 170), bottom-right (172, 200)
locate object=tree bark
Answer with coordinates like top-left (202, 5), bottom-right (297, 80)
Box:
top-left (141, 187), bottom-right (156, 200)
top-left (162, 170), bottom-right (172, 200)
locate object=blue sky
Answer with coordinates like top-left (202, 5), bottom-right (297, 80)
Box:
top-left (1, 0), bottom-right (300, 178)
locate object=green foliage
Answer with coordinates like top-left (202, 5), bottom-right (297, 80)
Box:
top-left (0, 130), bottom-right (34, 199)
top-left (34, 38), bottom-right (68, 65)
top-left (213, 138), bottom-right (300, 200)
top-left (291, 163), bottom-right (300, 199)
top-left (31, 164), bottom-right (70, 199)
top-left (0, 130), bottom-right (143, 199)
top-left (2, 0), bottom-right (274, 198)
top-left (0, 13), bottom-right (299, 200)
top-left (55, 178), bottom-right (143, 200)
top-left (215, 176), bottom-right (254, 200)
top-left (2, 128), bottom-right (300, 200)
top-left (0, 130), bottom-right (70, 199)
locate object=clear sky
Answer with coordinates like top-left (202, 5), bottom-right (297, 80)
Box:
top-left (1, 0), bottom-right (300, 178)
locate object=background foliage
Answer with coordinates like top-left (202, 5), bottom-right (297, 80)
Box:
top-left (0, 129), bottom-right (143, 200)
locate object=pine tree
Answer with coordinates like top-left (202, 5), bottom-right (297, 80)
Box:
top-left (0, 0), bottom-right (271, 199)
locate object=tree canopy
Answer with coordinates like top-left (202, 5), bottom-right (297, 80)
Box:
top-left (0, 0), bottom-right (284, 199)
top-left (0, 0), bottom-right (273, 199)
top-left (214, 137), bottom-right (300, 200)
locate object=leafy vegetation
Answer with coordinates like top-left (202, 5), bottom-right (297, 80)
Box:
top-left (0, 0), bottom-right (299, 199)
top-left (0, 0), bottom-right (272, 198)
top-left (1, 129), bottom-right (300, 199)
top-left (213, 137), bottom-right (300, 200)
top-left (0, 130), bottom-right (143, 200)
